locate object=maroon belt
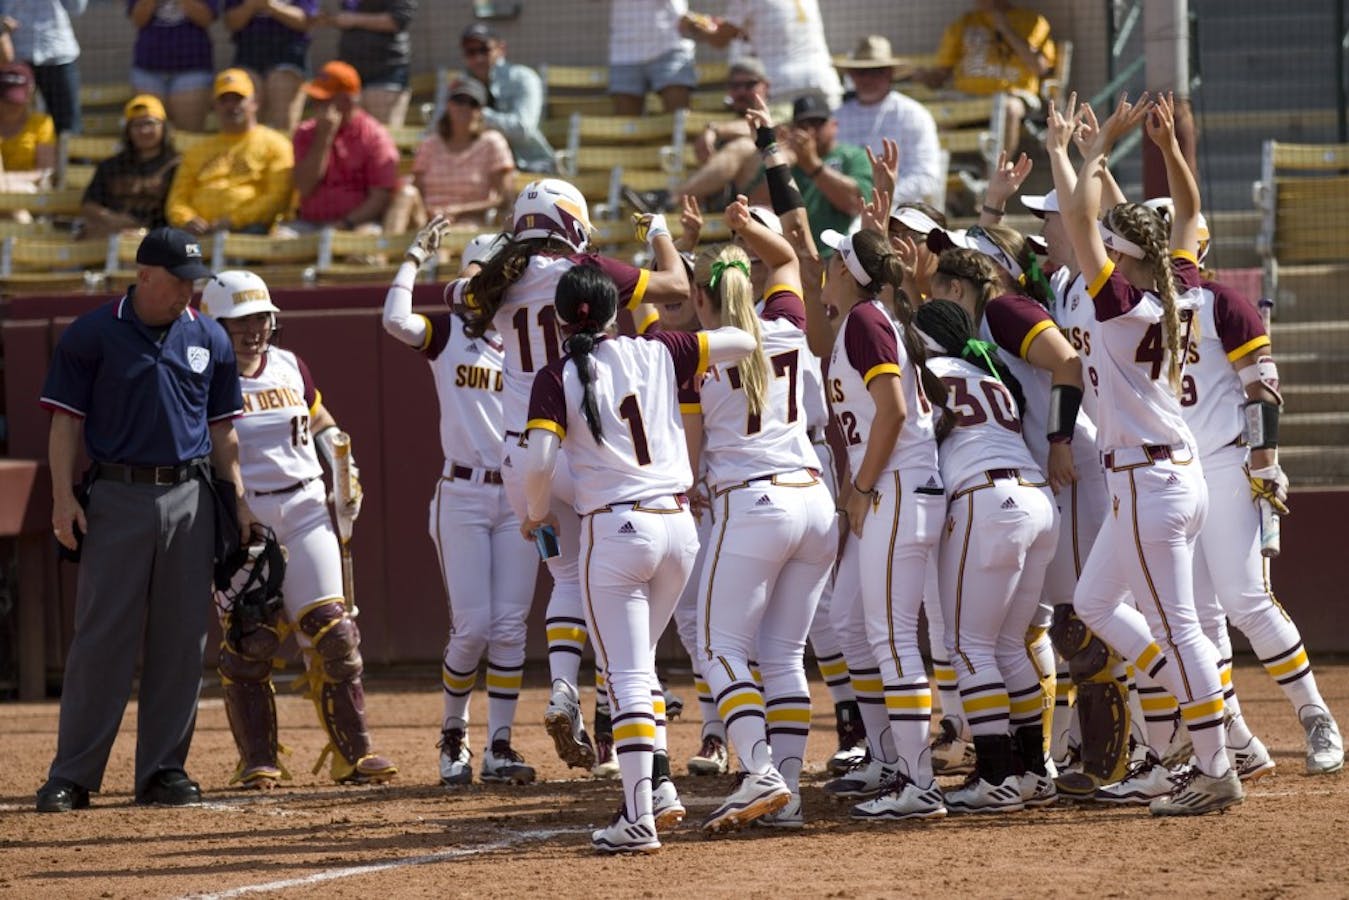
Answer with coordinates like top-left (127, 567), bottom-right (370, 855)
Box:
top-left (1103, 444), bottom-right (1173, 469)
top-left (451, 464), bottom-right (502, 485)
top-left (986, 468), bottom-right (1020, 481)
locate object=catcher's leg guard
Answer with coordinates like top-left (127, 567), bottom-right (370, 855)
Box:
top-left (1049, 605), bottom-right (1131, 796)
top-left (218, 615), bottom-right (284, 789)
top-left (1025, 624), bottom-right (1056, 758)
top-left (298, 601), bottom-right (397, 784)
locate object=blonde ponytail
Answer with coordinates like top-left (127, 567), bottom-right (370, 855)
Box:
top-left (695, 244), bottom-right (769, 418)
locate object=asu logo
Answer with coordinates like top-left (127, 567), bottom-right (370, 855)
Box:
top-left (1112, 495), bottom-right (1120, 518)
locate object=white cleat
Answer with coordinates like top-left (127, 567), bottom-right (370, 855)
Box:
top-left (824, 755), bottom-right (894, 801)
top-left (591, 733), bottom-right (620, 780)
top-left (850, 777), bottom-right (947, 821)
top-left (438, 729), bottom-right (472, 786)
top-left (480, 741), bottom-right (536, 784)
top-left (544, 679), bottom-right (596, 771)
top-left (592, 807), bottom-right (661, 854)
top-left (1302, 709), bottom-right (1345, 776)
top-left (687, 734), bottom-right (730, 776)
top-left (651, 779), bottom-right (686, 832)
top-left (1231, 734), bottom-right (1276, 782)
top-left (1150, 768), bottom-right (1244, 816)
top-left (1093, 755), bottom-right (1175, 805)
top-left (931, 716), bottom-right (976, 776)
top-left (827, 742), bottom-right (867, 777)
top-left (753, 792), bottom-right (804, 829)
top-left (702, 769), bottom-right (792, 834)
top-left (1019, 771), bottom-right (1058, 808)
top-left (944, 776), bottom-right (1025, 815)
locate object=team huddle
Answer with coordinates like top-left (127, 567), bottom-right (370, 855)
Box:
top-left (206, 91), bottom-right (1343, 853)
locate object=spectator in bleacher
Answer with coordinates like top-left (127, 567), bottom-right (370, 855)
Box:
top-left (460, 23), bottom-right (552, 173)
top-left (608, 0), bottom-right (696, 115)
top-left (784, 91), bottom-right (871, 255)
top-left (916, 0), bottom-right (1056, 155)
top-left (315, 0), bottom-right (415, 128)
top-left (834, 35), bottom-right (943, 208)
top-left (165, 68), bottom-right (294, 235)
top-left (385, 77), bottom-right (513, 234)
top-left (0, 62), bottom-right (55, 201)
top-left (0, 0), bottom-right (84, 134)
top-left (0, 15), bottom-right (14, 63)
top-left (283, 60), bottom-right (398, 233)
top-left (128, 0), bottom-right (219, 134)
top-left (674, 56), bottom-right (769, 208)
top-left (224, 0), bottom-right (319, 134)
top-left (79, 93), bottom-right (179, 238)
top-left (681, 0), bottom-right (842, 111)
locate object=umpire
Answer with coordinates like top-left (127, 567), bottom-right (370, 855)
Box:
top-left (36, 227), bottom-right (255, 812)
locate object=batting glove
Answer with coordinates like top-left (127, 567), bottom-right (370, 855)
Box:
top-left (632, 212), bottom-right (670, 248)
top-left (406, 214), bottom-right (451, 266)
top-left (1248, 464), bottom-right (1290, 516)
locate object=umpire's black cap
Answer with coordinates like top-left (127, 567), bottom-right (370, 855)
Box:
top-left (136, 227), bottom-right (214, 281)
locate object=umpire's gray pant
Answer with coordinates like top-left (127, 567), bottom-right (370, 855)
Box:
top-left (48, 475), bottom-right (214, 796)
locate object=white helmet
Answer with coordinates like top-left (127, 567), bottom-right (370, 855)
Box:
top-left (512, 178), bottom-right (592, 252)
top-left (461, 232), bottom-right (507, 270)
top-left (1143, 196), bottom-right (1211, 263)
top-left (202, 270), bottom-right (280, 319)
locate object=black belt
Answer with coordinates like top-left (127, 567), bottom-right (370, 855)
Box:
top-left (95, 459), bottom-right (205, 486)
top-left (252, 476), bottom-right (318, 497)
top-left (451, 464), bottom-right (503, 485)
top-left (1103, 444), bottom-right (1173, 470)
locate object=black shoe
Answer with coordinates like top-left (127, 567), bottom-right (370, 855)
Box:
top-left (136, 770), bottom-right (202, 806)
top-left (36, 778), bottom-right (90, 813)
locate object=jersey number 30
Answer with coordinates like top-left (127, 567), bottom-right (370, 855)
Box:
top-left (941, 377), bottom-right (1021, 432)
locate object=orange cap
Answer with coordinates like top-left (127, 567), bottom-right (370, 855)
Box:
top-left (213, 68), bottom-right (256, 100)
top-left (304, 61), bottom-right (362, 100)
top-left (124, 94), bottom-right (167, 122)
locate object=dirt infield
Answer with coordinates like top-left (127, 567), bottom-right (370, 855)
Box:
top-left (2, 661), bottom-right (1346, 899)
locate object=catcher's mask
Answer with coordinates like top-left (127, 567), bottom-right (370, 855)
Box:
top-left (215, 525), bottom-right (287, 635)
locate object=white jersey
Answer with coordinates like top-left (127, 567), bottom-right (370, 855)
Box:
top-left (1080, 256), bottom-right (1202, 452)
top-left (527, 331), bottom-right (706, 514)
top-left (1184, 278), bottom-right (1270, 457)
top-left (827, 299), bottom-right (938, 475)
top-left (724, 0), bottom-right (843, 106)
top-left (453, 252), bottom-right (650, 433)
top-left (420, 311), bottom-right (507, 470)
top-left (927, 354), bottom-right (1039, 491)
top-left (801, 343), bottom-right (829, 435)
top-left (697, 289), bottom-right (817, 489)
top-left (979, 293), bottom-right (1053, 466)
top-left (235, 347), bottom-right (324, 493)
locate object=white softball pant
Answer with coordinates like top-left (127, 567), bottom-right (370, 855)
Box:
top-left (941, 471), bottom-right (1059, 738)
top-left (248, 479), bottom-right (345, 635)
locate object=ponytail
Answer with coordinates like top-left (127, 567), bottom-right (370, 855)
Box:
top-left (460, 235), bottom-right (571, 339)
top-left (555, 264), bottom-right (622, 445)
top-left (852, 230), bottom-right (953, 437)
top-left (1106, 203), bottom-right (1184, 395)
top-left (695, 244), bottom-right (768, 418)
top-left (914, 298), bottom-right (1027, 425)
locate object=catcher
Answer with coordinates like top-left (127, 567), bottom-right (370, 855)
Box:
top-left (204, 270), bottom-right (397, 789)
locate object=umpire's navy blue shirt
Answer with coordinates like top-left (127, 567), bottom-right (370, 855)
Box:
top-left (40, 291), bottom-right (243, 466)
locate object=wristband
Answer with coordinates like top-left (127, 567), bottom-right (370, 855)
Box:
top-left (754, 124), bottom-right (776, 150)
top-left (981, 205), bottom-right (1005, 217)
top-left (765, 163), bottom-right (804, 215)
top-left (852, 478), bottom-right (875, 496)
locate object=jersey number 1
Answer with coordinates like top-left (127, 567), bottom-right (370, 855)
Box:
top-left (618, 394), bottom-right (652, 466)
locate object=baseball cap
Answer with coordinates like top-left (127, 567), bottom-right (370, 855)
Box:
top-left (213, 68), bottom-right (256, 100)
top-left (792, 91), bottom-right (833, 125)
top-left (448, 78), bottom-right (489, 107)
top-left (926, 225), bottom-right (1026, 280)
top-left (201, 270), bottom-right (281, 319)
top-left (136, 227), bottom-right (214, 281)
top-left (729, 57), bottom-right (768, 83)
top-left (0, 63), bottom-right (34, 105)
top-left (1020, 190), bottom-right (1060, 216)
top-left (124, 93), bottom-right (167, 123)
top-left (461, 23), bottom-right (499, 45)
top-left (305, 61), bottom-right (361, 101)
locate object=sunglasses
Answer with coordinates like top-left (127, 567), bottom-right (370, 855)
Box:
top-left (448, 95), bottom-right (481, 107)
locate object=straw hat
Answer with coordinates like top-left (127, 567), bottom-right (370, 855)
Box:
top-left (834, 35), bottom-right (904, 70)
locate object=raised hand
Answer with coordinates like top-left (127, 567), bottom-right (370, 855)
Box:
top-left (1045, 91), bottom-right (1083, 154)
top-left (1145, 91), bottom-right (1178, 149)
top-left (744, 92), bottom-right (775, 132)
top-left (865, 137), bottom-right (899, 202)
top-left (1072, 101), bottom-right (1101, 156)
top-left (1093, 91), bottom-right (1151, 156)
top-left (405, 214), bottom-right (450, 266)
top-left (676, 194), bottom-right (703, 252)
top-left (860, 185), bottom-right (893, 235)
top-left (632, 211), bottom-right (671, 246)
top-left (987, 149), bottom-right (1033, 208)
top-left (724, 193), bottom-right (752, 232)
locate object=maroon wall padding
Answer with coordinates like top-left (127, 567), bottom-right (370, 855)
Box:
top-left (4, 287), bottom-right (1348, 671)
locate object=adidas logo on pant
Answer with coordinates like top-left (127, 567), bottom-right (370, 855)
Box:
top-left (618, 521), bottom-right (637, 535)
top-left (1001, 497), bottom-right (1017, 510)
top-left (755, 494), bottom-right (773, 506)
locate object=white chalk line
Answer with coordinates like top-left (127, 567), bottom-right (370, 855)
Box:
top-left (178, 827), bottom-right (583, 900)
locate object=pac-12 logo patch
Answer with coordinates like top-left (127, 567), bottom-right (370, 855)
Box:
top-left (186, 346), bottom-right (211, 373)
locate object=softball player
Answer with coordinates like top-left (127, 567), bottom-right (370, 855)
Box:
top-left (816, 226), bottom-right (948, 822)
top-left (1142, 199), bottom-right (1344, 777)
top-left (204, 271), bottom-right (396, 789)
top-left (692, 198), bottom-right (838, 833)
top-left (917, 293), bottom-right (1060, 814)
top-left (520, 263), bottom-right (755, 853)
top-left (1063, 93), bottom-right (1240, 816)
top-left (382, 225), bottom-right (540, 785)
top-left (452, 179), bottom-right (690, 772)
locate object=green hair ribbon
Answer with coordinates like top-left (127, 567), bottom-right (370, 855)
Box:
top-left (961, 338), bottom-right (1006, 386)
top-left (708, 258), bottom-right (750, 292)
top-left (1027, 254), bottom-right (1054, 307)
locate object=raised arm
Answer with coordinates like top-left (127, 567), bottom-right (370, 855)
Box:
top-left (726, 194), bottom-right (799, 294)
top-left (1065, 94), bottom-right (1149, 280)
top-left (1145, 92), bottom-right (1201, 258)
top-left (382, 217), bottom-right (450, 348)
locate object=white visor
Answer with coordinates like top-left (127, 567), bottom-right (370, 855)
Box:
top-left (928, 227), bottom-right (1024, 281)
top-left (821, 229), bottom-right (872, 287)
top-left (1098, 220), bottom-right (1146, 259)
top-left (747, 206), bottom-right (784, 236)
top-left (1021, 190), bottom-right (1059, 215)
top-left (890, 204), bottom-right (941, 236)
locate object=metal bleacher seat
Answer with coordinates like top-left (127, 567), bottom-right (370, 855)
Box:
top-left (0, 234), bottom-right (109, 293)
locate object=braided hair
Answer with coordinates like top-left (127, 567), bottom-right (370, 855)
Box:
top-left (850, 230), bottom-right (953, 436)
top-left (694, 243), bottom-right (768, 418)
top-left (554, 264), bottom-right (620, 444)
top-left (915, 299), bottom-right (1027, 419)
top-left (977, 223), bottom-right (1055, 308)
top-left (1104, 202), bottom-right (1184, 395)
top-left (458, 235), bottom-right (574, 339)
top-left (931, 248), bottom-right (1003, 322)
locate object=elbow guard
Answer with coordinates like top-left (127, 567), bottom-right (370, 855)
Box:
top-left (765, 163), bottom-right (805, 215)
top-left (1047, 383), bottom-right (1083, 444)
top-left (1238, 355), bottom-right (1282, 406)
top-left (1242, 400), bottom-right (1280, 450)
top-left (314, 426), bottom-right (341, 470)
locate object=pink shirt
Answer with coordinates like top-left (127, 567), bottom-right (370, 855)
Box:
top-left (413, 130), bottom-right (514, 212)
top-left (293, 109), bottom-right (400, 223)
